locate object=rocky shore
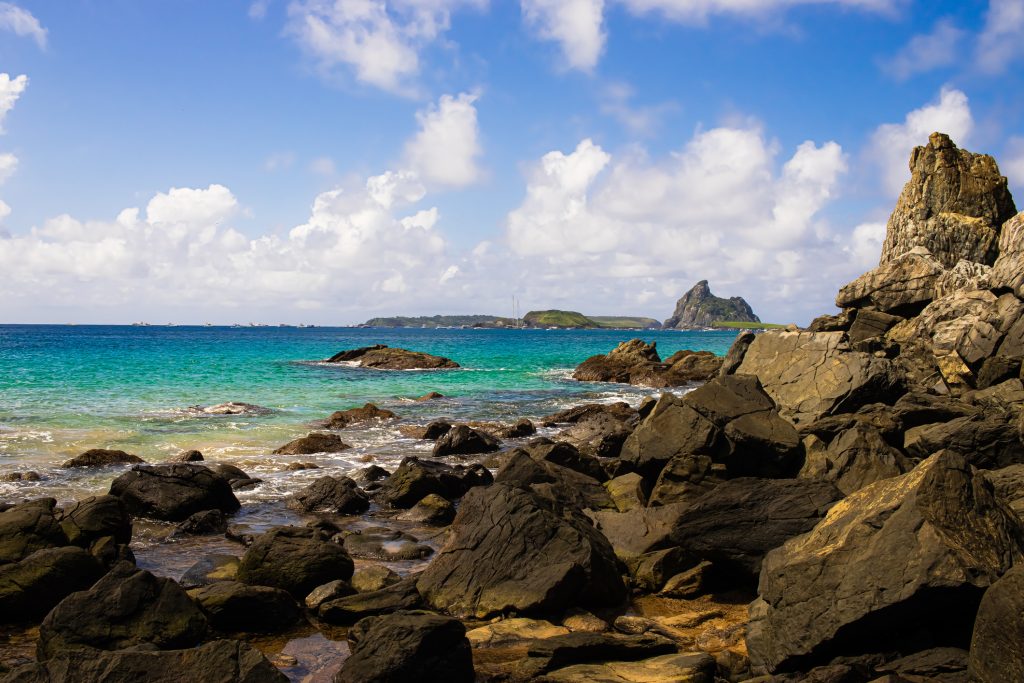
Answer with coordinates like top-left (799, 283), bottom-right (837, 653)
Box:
top-left (3, 132), bottom-right (1024, 682)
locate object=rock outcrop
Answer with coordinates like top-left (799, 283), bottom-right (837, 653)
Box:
top-left (880, 132), bottom-right (1015, 269)
top-left (969, 563), bottom-right (1024, 683)
top-left (272, 432), bottom-right (350, 455)
top-left (109, 464), bottom-right (240, 522)
top-left (747, 450), bottom-right (1024, 673)
top-left (320, 402), bottom-right (398, 429)
top-left (663, 280), bottom-right (760, 329)
top-left (61, 449), bottom-right (144, 469)
top-left (236, 526), bottom-right (354, 597)
top-left (326, 344), bottom-right (459, 369)
top-left (416, 484), bottom-right (626, 618)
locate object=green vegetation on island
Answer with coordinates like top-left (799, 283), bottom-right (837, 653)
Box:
top-left (590, 316), bottom-right (662, 329)
top-left (361, 315), bottom-right (511, 328)
top-left (521, 310), bottom-right (597, 328)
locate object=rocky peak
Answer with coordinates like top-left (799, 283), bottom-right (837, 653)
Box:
top-left (663, 281), bottom-right (760, 330)
top-left (881, 132), bottom-right (1016, 269)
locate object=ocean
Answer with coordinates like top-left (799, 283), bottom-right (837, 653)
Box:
top-left (0, 324), bottom-right (735, 576)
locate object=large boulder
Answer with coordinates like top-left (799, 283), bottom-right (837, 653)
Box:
top-left (585, 503), bottom-right (687, 558)
top-left (573, 339), bottom-right (722, 387)
top-left (57, 495), bottom-right (132, 548)
top-left (287, 476), bottom-right (369, 514)
top-left (376, 457), bottom-right (492, 508)
top-left (969, 563), bottom-right (1024, 683)
top-left (272, 432), bottom-right (350, 455)
top-left (326, 344), bottom-right (459, 369)
top-left (903, 412), bottom-right (1024, 468)
top-left (432, 425), bottom-right (500, 457)
top-left (799, 423), bottom-right (915, 495)
top-left (5, 639), bottom-right (286, 683)
top-left (620, 375), bottom-right (802, 477)
top-left (836, 247), bottom-right (945, 315)
top-left (557, 414), bottom-right (634, 459)
top-left (336, 611), bottom-right (473, 683)
top-left (879, 132), bottom-right (1015, 269)
top-left (669, 478), bottom-right (843, 580)
top-left (0, 499), bottom-right (68, 565)
top-left (747, 450), bottom-right (1024, 673)
top-left (109, 464), bottom-right (240, 522)
top-left (734, 331), bottom-right (905, 425)
top-left (318, 577), bottom-right (423, 624)
top-left (236, 526), bottom-right (354, 598)
top-left (494, 448), bottom-right (614, 510)
top-left (416, 484), bottom-right (627, 619)
top-left (188, 581), bottom-right (300, 633)
top-left (0, 547), bottom-right (105, 622)
top-left (37, 562), bottom-right (207, 659)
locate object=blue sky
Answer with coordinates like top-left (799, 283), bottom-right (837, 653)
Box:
top-left (1, 0), bottom-right (1023, 325)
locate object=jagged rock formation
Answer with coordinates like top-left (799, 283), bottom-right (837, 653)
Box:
top-left (326, 345), bottom-right (459, 369)
top-left (881, 132), bottom-right (1016, 268)
top-left (663, 280), bottom-right (760, 329)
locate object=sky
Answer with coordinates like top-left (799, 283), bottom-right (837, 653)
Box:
top-left (1, 0), bottom-right (1023, 325)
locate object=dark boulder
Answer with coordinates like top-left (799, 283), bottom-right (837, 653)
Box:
top-left (6, 639), bottom-right (286, 683)
top-left (179, 554), bottom-right (240, 589)
top-left (0, 547), bottom-right (104, 623)
top-left (287, 476), bottom-right (369, 514)
top-left (304, 579), bottom-right (356, 611)
top-left (109, 464), bottom-right (240, 522)
top-left (573, 339), bottom-right (723, 388)
top-left (189, 580), bottom-right (300, 633)
top-left (847, 310), bottom-right (903, 344)
top-left (321, 403), bottom-right (398, 429)
top-left (904, 413), bottom-right (1024, 468)
top-left (585, 503), bottom-right (686, 558)
top-left (647, 454), bottom-right (721, 507)
top-left (670, 478), bottom-right (843, 580)
top-left (336, 610), bottom-right (473, 683)
top-left (236, 526), bottom-right (354, 598)
top-left (416, 484), bottom-right (626, 619)
top-left (376, 457), bottom-right (491, 508)
top-left (272, 432), bottom-right (350, 455)
top-left (747, 450), bottom-right (1024, 673)
top-left (57, 495), bottom-right (132, 547)
top-left (396, 494), bottom-right (455, 525)
top-left (174, 449), bottom-right (204, 462)
top-left (37, 562), bottom-right (207, 659)
top-left (432, 425), bottom-right (500, 457)
top-left (524, 440), bottom-right (607, 482)
top-left (326, 344), bottom-right (459, 370)
top-left (175, 509), bottom-right (228, 536)
top-left (61, 449), bottom-right (144, 468)
top-left (210, 463), bottom-right (260, 491)
top-left (423, 419), bottom-right (453, 440)
top-left (522, 632), bottom-right (677, 675)
top-left (0, 499), bottom-right (68, 565)
top-left (719, 330), bottom-right (756, 375)
top-left (984, 463), bottom-right (1024, 517)
top-left (541, 402), bottom-right (637, 426)
top-left (800, 423), bottom-right (915, 495)
top-left (319, 577), bottom-right (423, 624)
top-left (557, 414), bottom-right (633, 459)
top-left (495, 449), bottom-right (614, 510)
top-left (969, 563), bottom-right (1024, 682)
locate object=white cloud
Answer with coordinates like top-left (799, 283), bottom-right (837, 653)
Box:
top-left (0, 152), bottom-right (16, 185)
top-left (521, 0), bottom-right (605, 72)
top-left (882, 18), bottom-right (964, 80)
top-left (404, 92), bottom-right (482, 188)
top-left (285, 0), bottom-right (484, 94)
top-left (263, 152), bottom-right (295, 171)
top-left (249, 0), bottom-right (273, 19)
top-left (868, 86), bottom-right (973, 196)
top-left (845, 221), bottom-right (886, 269)
top-left (615, 0), bottom-right (902, 25)
top-left (0, 2), bottom-right (46, 49)
top-left (599, 82), bottom-right (678, 136)
top-left (976, 0), bottom-right (1024, 74)
top-left (0, 74), bottom-right (28, 133)
top-left (309, 156), bottom-right (337, 175)
top-left (1004, 136), bottom-right (1024, 191)
top-left (499, 125), bottom-right (850, 322)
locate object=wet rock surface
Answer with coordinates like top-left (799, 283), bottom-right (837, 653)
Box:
top-left (326, 344), bottom-right (460, 369)
top-left (109, 463), bottom-right (240, 522)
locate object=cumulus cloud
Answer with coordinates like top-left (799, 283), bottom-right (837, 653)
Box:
top-left (976, 0), bottom-right (1024, 74)
top-left (0, 74), bottom-right (28, 133)
top-left (521, 0), bottom-right (605, 72)
top-left (868, 86), bottom-right (973, 196)
top-left (500, 125), bottom-right (851, 322)
top-left (404, 92), bottom-right (482, 188)
top-left (882, 18), bottom-right (964, 80)
top-left (615, 0), bottom-right (902, 25)
top-left (599, 82), bottom-right (678, 136)
top-left (0, 2), bottom-right (46, 49)
top-left (0, 153), bottom-right (16, 185)
top-left (1004, 136), bottom-right (1024, 192)
top-left (844, 222), bottom-right (887, 269)
top-left (285, 0), bottom-right (484, 94)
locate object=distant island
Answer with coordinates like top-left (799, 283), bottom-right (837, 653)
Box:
top-left (359, 281), bottom-right (774, 330)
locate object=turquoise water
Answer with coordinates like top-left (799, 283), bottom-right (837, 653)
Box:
top-left (0, 325), bottom-right (735, 503)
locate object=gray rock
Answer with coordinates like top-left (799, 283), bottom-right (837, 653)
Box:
top-left (969, 563), bottom-right (1024, 683)
top-left (0, 547), bottom-right (104, 623)
top-left (904, 412), bottom-right (1024, 468)
top-left (991, 212), bottom-right (1024, 297)
top-left (287, 476), bottom-right (369, 514)
top-left (61, 449), bottom-right (144, 469)
top-left (109, 463), bottom-right (240, 522)
top-left (396, 493), bottom-right (455, 525)
top-left (343, 527), bottom-right (433, 561)
top-left (836, 247), bottom-right (945, 315)
top-left (236, 526), bottom-right (354, 597)
top-left (189, 580), bottom-right (300, 633)
top-left (802, 423), bottom-right (915, 495)
top-left (272, 432), bottom-right (350, 455)
top-left (376, 457), bottom-right (492, 508)
top-left (319, 577), bottom-right (422, 624)
top-left (432, 424), bottom-right (500, 457)
top-left (0, 499), bottom-right (68, 565)
top-left (304, 579), bottom-right (355, 610)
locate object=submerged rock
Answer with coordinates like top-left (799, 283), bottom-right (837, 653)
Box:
top-left (189, 580), bottom-right (300, 633)
top-left (416, 484), bottom-right (626, 619)
top-left (747, 450), bottom-right (1024, 673)
top-left (326, 344), bottom-right (460, 369)
top-left (343, 527), bottom-right (433, 561)
top-left (318, 577), bottom-right (423, 624)
top-left (61, 449), bottom-right (144, 469)
top-left (287, 476), bottom-right (369, 514)
top-left (320, 403), bottom-right (398, 429)
top-left (272, 432), bottom-right (350, 455)
top-left (396, 493), bottom-right (455, 525)
top-left (109, 463), bottom-right (240, 522)
top-left (573, 339), bottom-right (723, 388)
top-left (198, 402), bottom-right (273, 416)
top-left (336, 611), bottom-right (473, 683)
top-left (432, 424), bottom-right (500, 457)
